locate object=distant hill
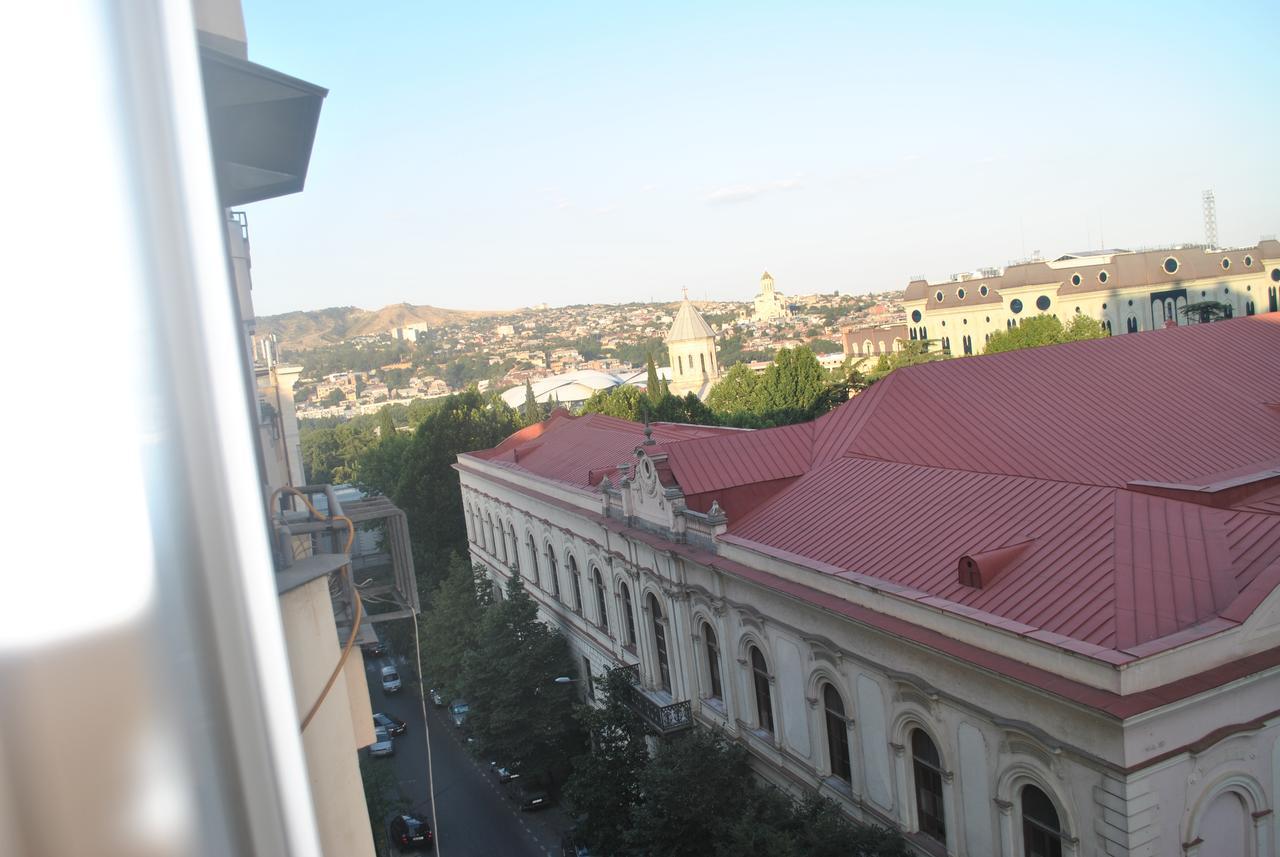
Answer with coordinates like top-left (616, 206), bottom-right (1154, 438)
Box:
top-left (257, 303), bottom-right (500, 351)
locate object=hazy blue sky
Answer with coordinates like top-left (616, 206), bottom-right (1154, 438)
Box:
top-left (241, 1), bottom-right (1279, 315)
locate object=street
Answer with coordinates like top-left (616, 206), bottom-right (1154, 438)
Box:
top-left (367, 652), bottom-right (571, 857)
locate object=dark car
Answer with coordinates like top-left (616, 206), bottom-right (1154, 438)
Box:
top-left (361, 637), bottom-right (386, 657)
top-left (388, 813), bottom-right (433, 851)
top-left (373, 712), bottom-right (407, 736)
top-left (490, 762), bottom-right (520, 783)
top-left (509, 781), bottom-right (551, 812)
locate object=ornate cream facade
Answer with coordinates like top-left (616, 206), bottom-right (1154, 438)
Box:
top-left (904, 240), bottom-right (1280, 355)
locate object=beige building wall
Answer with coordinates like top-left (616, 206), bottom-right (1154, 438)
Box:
top-left (904, 243), bottom-right (1280, 355)
top-left (279, 577), bottom-right (376, 857)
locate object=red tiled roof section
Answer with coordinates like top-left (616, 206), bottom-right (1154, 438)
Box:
top-left (727, 457), bottom-right (1280, 652)
top-left (466, 409), bottom-right (734, 489)
top-left (664, 421), bottom-right (814, 495)
top-left (814, 314), bottom-right (1280, 487)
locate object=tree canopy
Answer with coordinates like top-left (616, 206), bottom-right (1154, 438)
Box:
top-left (983, 313), bottom-right (1107, 354)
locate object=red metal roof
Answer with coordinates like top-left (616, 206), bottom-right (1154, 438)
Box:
top-left (467, 315), bottom-right (1280, 659)
top-left (813, 314), bottom-right (1280, 486)
top-left (465, 409), bottom-right (734, 490)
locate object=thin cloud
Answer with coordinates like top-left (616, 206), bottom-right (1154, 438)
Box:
top-left (705, 178), bottom-right (802, 205)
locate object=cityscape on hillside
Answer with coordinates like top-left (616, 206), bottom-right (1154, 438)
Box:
top-left (13, 3), bottom-right (1280, 857)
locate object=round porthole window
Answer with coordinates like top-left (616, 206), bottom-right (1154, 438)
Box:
top-left (941, 320), bottom-right (947, 327)
top-left (963, 318), bottom-right (968, 325)
top-left (1102, 302), bottom-right (1108, 309)
top-left (935, 290), bottom-right (945, 302)
top-left (1164, 257), bottom-right (1179, 274)
top-left (1098, 270), bottom-right (1109, 284)
top-left (911, 309), bottom-right (922, 322)
top-left (1201, 290), bottom-right (1207, 297)
top-left (1222, 258), bottom-right (1231, 270)
top-left (1071, 273), bottom-right (1081, 286)
top-left (1247, 285), bottom-right (1252, 291)
top-left (985, 316), bottom-right (990, 322)
top-left (957, 288), bottom-right (966, 300)
top-left (1075, 306), bottom-right (1081, 313)
top-left (979, 285), bottom-right (990, 296)
top-left (1036, 295), bottom-right (1051, 311)
top-left (1272, 268), bottom-right (1280, 282)
top-left (1010, 299), bottom-right (1023, 314)
top-left (1243, 255), bottom-right (1253, 266)
top-left (1127, 299), bottom-right (1133, 306)
top-left (1224, 286), bottom-right (1230, 293)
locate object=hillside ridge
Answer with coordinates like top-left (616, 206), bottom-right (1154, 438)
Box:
top-left (257, 302), bottom-right (500, 350)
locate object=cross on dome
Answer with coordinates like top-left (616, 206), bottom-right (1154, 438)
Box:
top-left (682, 286), bottom-right (689, 301)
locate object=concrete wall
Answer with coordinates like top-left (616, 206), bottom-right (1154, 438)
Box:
top-left (280, 577), bottom-right (376, 857)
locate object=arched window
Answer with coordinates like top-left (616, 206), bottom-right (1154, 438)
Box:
top-left (569, 556), bottom-right (583, 614)
top-left (699, 353), bottom-right (706, 373)
top-left (592, 568), bottom-right (609, 633)
top-left (1021, 785), bottom-right (1065, 857)
top-left (648, 594), bottom-right (671, 693)
top-left (485, 514), bottom-right (496, 555)
top-left (677, 355), bottom-right (683, 375)
top-left (703, 622), bottom-right (722, 699)
top-left (547, 545), bottom-right (561, 600)
top-left (527, 534), bottom-right (539, 586)
top-left (506, 524), bottom-right (518, 572)
top-left (911, 730), bottom-right (946, 844)
top-left (620, 582), bottom-right (637, 648)
top-left (749, 646), bottom-right (773, 732)
top-left (822, 683), bottom-right (851, 784)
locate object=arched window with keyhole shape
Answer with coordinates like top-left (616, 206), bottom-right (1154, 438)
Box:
top-left (591, 567), bottom-right (609, 633)
top-left (749, 645), bottom-right (773, 733)
top-left (822, 683), bottom-right (852, 784)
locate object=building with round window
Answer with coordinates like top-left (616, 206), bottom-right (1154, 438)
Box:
top-left (897, 240), bottom-right (1280, 355)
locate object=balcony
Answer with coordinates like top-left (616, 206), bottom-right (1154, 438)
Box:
top-left (610, 664), bottom-right (692, 735)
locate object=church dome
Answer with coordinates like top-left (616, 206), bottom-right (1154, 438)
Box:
top-left (665, 299), bottom-right (717, 343)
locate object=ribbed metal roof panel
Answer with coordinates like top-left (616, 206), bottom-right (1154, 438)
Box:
top-left (728, 457), bottom-right (1280, 650)
top-left (814, 314), bottom-right (1280, 487)
top-left (664, 421), bottom-right (813, 495)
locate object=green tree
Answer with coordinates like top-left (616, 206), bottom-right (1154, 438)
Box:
top-left (706, 362), bottom-right (761, 413)
top-left (360, 753), bottom-right (408, 855)
top-left (421, 555), bottom-right (488, 699)
top-left (1180, 301), bottom-right (1231, 324)
top-left (645, 354), bottom-right (662, 405)
top-left (377, 405), bottom-right (396, 441)
top-left (565, 668), bottom-right (653, 856)
top-left (808, 338), bottom-right (842, 354)
top-left (631, 729), bottom-right (756, 857)
top-left (462, 575), bottom-right (581, 780)
top-left (984, 313), bottom-right (1108, 354)
top-left (865, 340), bottom-right (945, 382)
top-left (384, 390), bottom-right (522, 585)
top-left (325, 388), bottom-right (346, 406)
top-left (522, 380), bottom-right (541, 426)
top-left (582, 385), bottom-right (649, 420)
top-left (756, 346), bottom-right (828, 415)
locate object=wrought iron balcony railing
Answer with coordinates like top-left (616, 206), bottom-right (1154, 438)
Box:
top-left (610, 664), bottom-right (692, 734)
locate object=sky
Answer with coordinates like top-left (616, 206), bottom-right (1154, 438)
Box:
top-left (241, 1), bottom-right (1280, 316)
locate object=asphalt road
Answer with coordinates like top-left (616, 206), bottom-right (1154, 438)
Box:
top-left (367, 654), bottom-right (569, 857)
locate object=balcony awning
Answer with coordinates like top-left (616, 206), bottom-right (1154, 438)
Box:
top-left (200, 47), bottom-right (327, 207)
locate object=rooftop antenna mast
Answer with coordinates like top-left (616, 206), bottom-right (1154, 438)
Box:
top-left (1202, 189), bottom-right (1218, 249)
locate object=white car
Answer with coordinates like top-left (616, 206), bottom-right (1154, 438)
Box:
top-left (368, 726), bottom-right (394, 758)
top-left (380, 665), bottom-right (402, 693)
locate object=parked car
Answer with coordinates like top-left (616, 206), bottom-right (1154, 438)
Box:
top-left (490, 762), bottom-right (519, 783)
top-left (368, 726), bottom-right (394, 758)
top-left (360, 637), bottom-right (385, 657)
top-left (509, 780), bottom-right (551, 811)
top-left (387, 813), bottom-right (433, 851)
top-left (373, 712), bottom-right (406, 736)
top-left (381, 665), bottom-right (402, 693)
top-left (428, 688), bottom-right (444, 707)
top-left (449, 699), bottom-right (469, 727)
